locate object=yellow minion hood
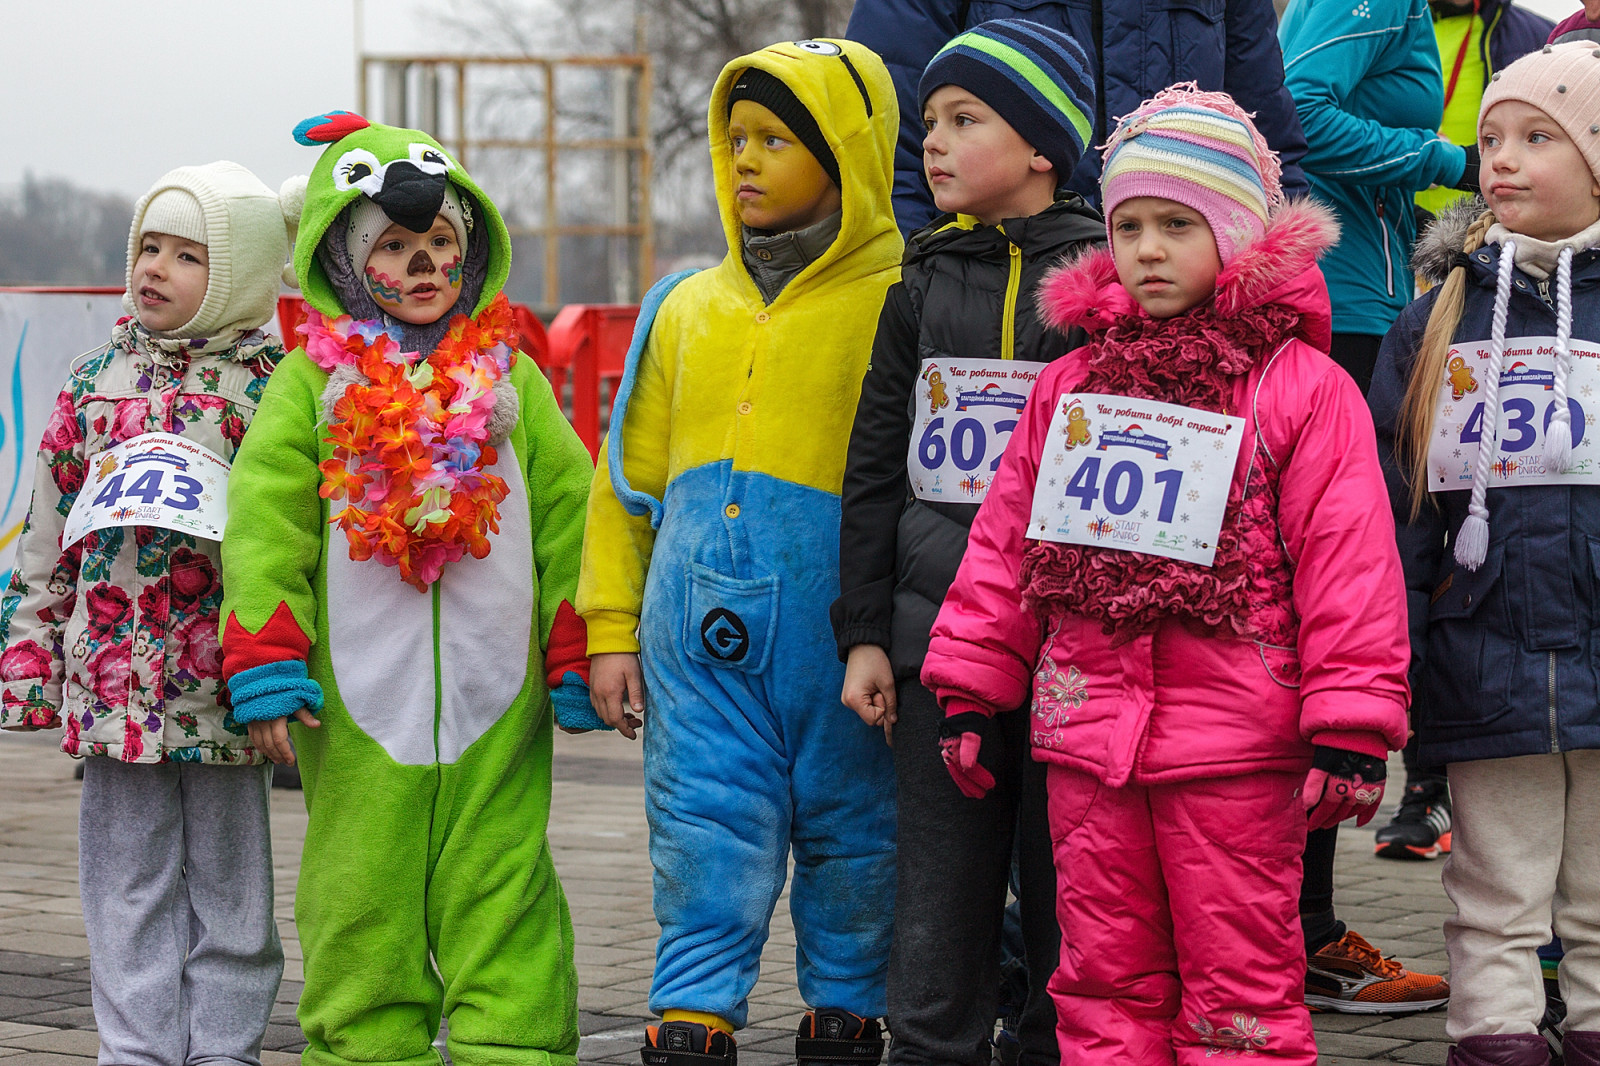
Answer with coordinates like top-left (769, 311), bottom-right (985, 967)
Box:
top-left (707, 39), bottom-right (901, 296)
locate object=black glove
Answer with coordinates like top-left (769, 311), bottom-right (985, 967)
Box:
top-left (1455, 142), bottom-right (1481, 193)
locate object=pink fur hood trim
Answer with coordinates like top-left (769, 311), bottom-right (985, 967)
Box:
top-left (1037, 198), bottom-right (1341, 351)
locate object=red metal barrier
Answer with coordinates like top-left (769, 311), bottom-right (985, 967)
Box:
top-left (277, 295), bottom-right (309, 348)
top-left (545, 304), bottom-right (640, 457)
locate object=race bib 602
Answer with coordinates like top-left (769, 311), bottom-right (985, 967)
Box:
top-left (909, 358), bottom-right (1040, 503)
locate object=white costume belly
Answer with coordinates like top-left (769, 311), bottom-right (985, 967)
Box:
top-left (325, 449), bottom-right (533, 765)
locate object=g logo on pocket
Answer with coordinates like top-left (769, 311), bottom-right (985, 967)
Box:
top-left (701, 608), bottom-right (750, 662)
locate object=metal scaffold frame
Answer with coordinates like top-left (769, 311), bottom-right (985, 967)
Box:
top-left (359, 54), bottom-right (654, 308)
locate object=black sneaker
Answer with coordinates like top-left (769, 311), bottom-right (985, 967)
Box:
top-left (642, 1022), bottom-right (736, 1066)
top-left (1373, 778), bottom-right (1452, 860)
top-left (796, 1009), bottom-right (884, 1066)
top-left (1542, 970), bottom-right (1567, 1064)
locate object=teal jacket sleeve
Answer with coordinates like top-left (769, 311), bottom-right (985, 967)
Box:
top-left (1281, 0), bottom-right (1467, 190)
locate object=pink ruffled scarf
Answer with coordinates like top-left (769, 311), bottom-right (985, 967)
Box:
top-left (1020, 300), bottom-right (1302, 644)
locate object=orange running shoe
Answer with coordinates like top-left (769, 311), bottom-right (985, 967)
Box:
top-left (1305, 930), bottom-right (1450, 1013)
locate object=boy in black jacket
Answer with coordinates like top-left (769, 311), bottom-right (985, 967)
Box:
top-left (830, 20), bottom-right (1103, 1066)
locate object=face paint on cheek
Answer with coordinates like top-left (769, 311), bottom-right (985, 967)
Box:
top-left (365, 267), bottom-right (405, 306)
top-left (442, 255), bottom-right (463, 287)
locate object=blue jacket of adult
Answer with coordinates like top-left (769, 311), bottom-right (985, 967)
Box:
top-left (845, 0), bottom-right (1311, 236)
top-left (1280, 0), bottom-right (1469, 338)
top-left (1369, 204), bottom-right (1600, 767)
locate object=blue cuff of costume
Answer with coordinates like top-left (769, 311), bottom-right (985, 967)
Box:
top-left (551, 670), bottom-right (611, 731)
top-left (229, 661), bottom-right (326, 724)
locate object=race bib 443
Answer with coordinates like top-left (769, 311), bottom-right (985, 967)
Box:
top-left (1427, 337), bottom-right (1600, 491)
top-left (1030, 394), bottom-right (1243, 566)
top-left (63, 433), bottom-right (230, 549)
top-left (909, 358), bottom-right (1040, 504)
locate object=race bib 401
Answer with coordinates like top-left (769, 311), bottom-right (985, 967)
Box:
top-left (1427, 336), bottom-right (1600, 491)
top-left (63, 433), bottom-right (230, 549)
top-left (909, 358), bottom-right (1040, 504)
top-left (1029, 393), bottom-right (1243, 566)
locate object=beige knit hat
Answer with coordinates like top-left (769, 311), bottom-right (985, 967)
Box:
top-left (1480, 40), bottom-right (1600, 187)
top-left (124, 161), bottom-right (296, 340)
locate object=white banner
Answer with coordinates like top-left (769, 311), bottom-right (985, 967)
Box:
top-left (0, 290), bottom-right (127, 581)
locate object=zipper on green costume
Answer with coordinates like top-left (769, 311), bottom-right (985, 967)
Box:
top-left (1002, 241), bottom-right (1021, 361)
top-left (433, 581), bottom-right (443, 758)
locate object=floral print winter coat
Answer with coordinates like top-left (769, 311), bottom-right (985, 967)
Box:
top-left (0, 319), bottom-right (281, 763)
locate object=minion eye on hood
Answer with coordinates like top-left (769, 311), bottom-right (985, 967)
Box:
top-left (290, 110), bottom-right (511, 319)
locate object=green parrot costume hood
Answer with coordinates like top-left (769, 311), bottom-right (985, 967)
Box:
top-left (289, 111), bottom-right (510, 320)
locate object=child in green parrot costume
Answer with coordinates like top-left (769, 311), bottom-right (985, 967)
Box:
top-left (219, 111), bottom-right (595, 1066)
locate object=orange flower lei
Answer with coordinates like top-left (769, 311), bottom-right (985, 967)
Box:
top-left (301, 294), bottom-right (517, 591)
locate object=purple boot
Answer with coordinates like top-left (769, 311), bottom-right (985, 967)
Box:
top-left (1447, 1035), bottom-right (1553, 1066)
top-left (1564, 1031), bottom-right (1600, 1066)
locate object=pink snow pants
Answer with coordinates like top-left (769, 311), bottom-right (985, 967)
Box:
top-left (1044, 764), bottom-right (1316, 1064)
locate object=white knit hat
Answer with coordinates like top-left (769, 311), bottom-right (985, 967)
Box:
top-left (139, 189), bottom-right (207, 245)
top-left (124, 161), bottom-right (295, 339)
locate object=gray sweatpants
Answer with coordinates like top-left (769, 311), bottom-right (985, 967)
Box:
top-left (1443, 750), bottom-right (1600, 1040)
top-left (79, 758), bottom-right (283, 1066)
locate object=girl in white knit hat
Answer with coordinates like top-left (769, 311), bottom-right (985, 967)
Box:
top-left (0, 160), bottom-right (298, 1065)
top-left (1370, 40), bottom-right (1600, 1066)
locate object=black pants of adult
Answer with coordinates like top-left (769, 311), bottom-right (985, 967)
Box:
top-left (1298, 331), bottom-right (1380, 953)
top-left (887, 680), bottom-right (1060, 1066)
top-left (1301, 331), bottom-right (1450, 953)
top-left (1329, 332), bottom-right (1383, 397)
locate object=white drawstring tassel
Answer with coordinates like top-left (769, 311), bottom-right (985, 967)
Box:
top-left (1455, 239), bottom-right (1518, 571)
top-left (1545, 247), bottom-right (1576, 473)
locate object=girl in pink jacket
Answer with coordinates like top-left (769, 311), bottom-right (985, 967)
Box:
top-left (921, 86), bottom-right (1412, 1065)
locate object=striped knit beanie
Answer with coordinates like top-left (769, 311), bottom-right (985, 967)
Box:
top-left (1101, 83), bottom-right (1284, 263)
top-left (917, 19), bottom-right (1094, 180)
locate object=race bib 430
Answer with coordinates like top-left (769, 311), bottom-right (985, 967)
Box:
top-left (1427, 337), bottom-right (1600, 491)
top-left (63, 433), bottom-right (230, 549)
top-left (1029, 394), bottom-right (1243, 566)
top-left (909, 358), bottom-right (1040, 503)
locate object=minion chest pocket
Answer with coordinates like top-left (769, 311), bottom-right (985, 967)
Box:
top-left (685, 562), bottom-right (780, 674)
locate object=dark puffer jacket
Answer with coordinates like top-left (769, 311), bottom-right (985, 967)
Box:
top-left (832, 195), bottom-right (1104, 676)
top-left (1473, 0), bottom-right (1555, 73)
top-left (1369, 201), bottom-right (1600, 766)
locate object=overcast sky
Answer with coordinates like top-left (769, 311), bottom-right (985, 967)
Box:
top-left (3, 0), bottom-right (1586, 202)
top-left (2, 0), bottom-right (440, 200)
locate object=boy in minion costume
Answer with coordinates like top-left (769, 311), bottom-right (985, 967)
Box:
top-left (578, 39), bottom-right (902, 1066)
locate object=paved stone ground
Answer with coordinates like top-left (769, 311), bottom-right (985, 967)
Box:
top-left (0, 730), bottom-right (1457, 1064)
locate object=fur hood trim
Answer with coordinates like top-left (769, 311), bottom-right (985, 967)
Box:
top-left (1037, 198), bottom-right (1340, 335)
top-left (1412, 196), bottom-right (1492, 286)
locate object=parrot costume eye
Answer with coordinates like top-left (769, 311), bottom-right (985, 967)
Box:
top-left (793, 40), bottom-right (841, 55)
top-left (333, 149), bottom-right (386, 195)
top-left (408, 143), bottom-right (454, 173)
